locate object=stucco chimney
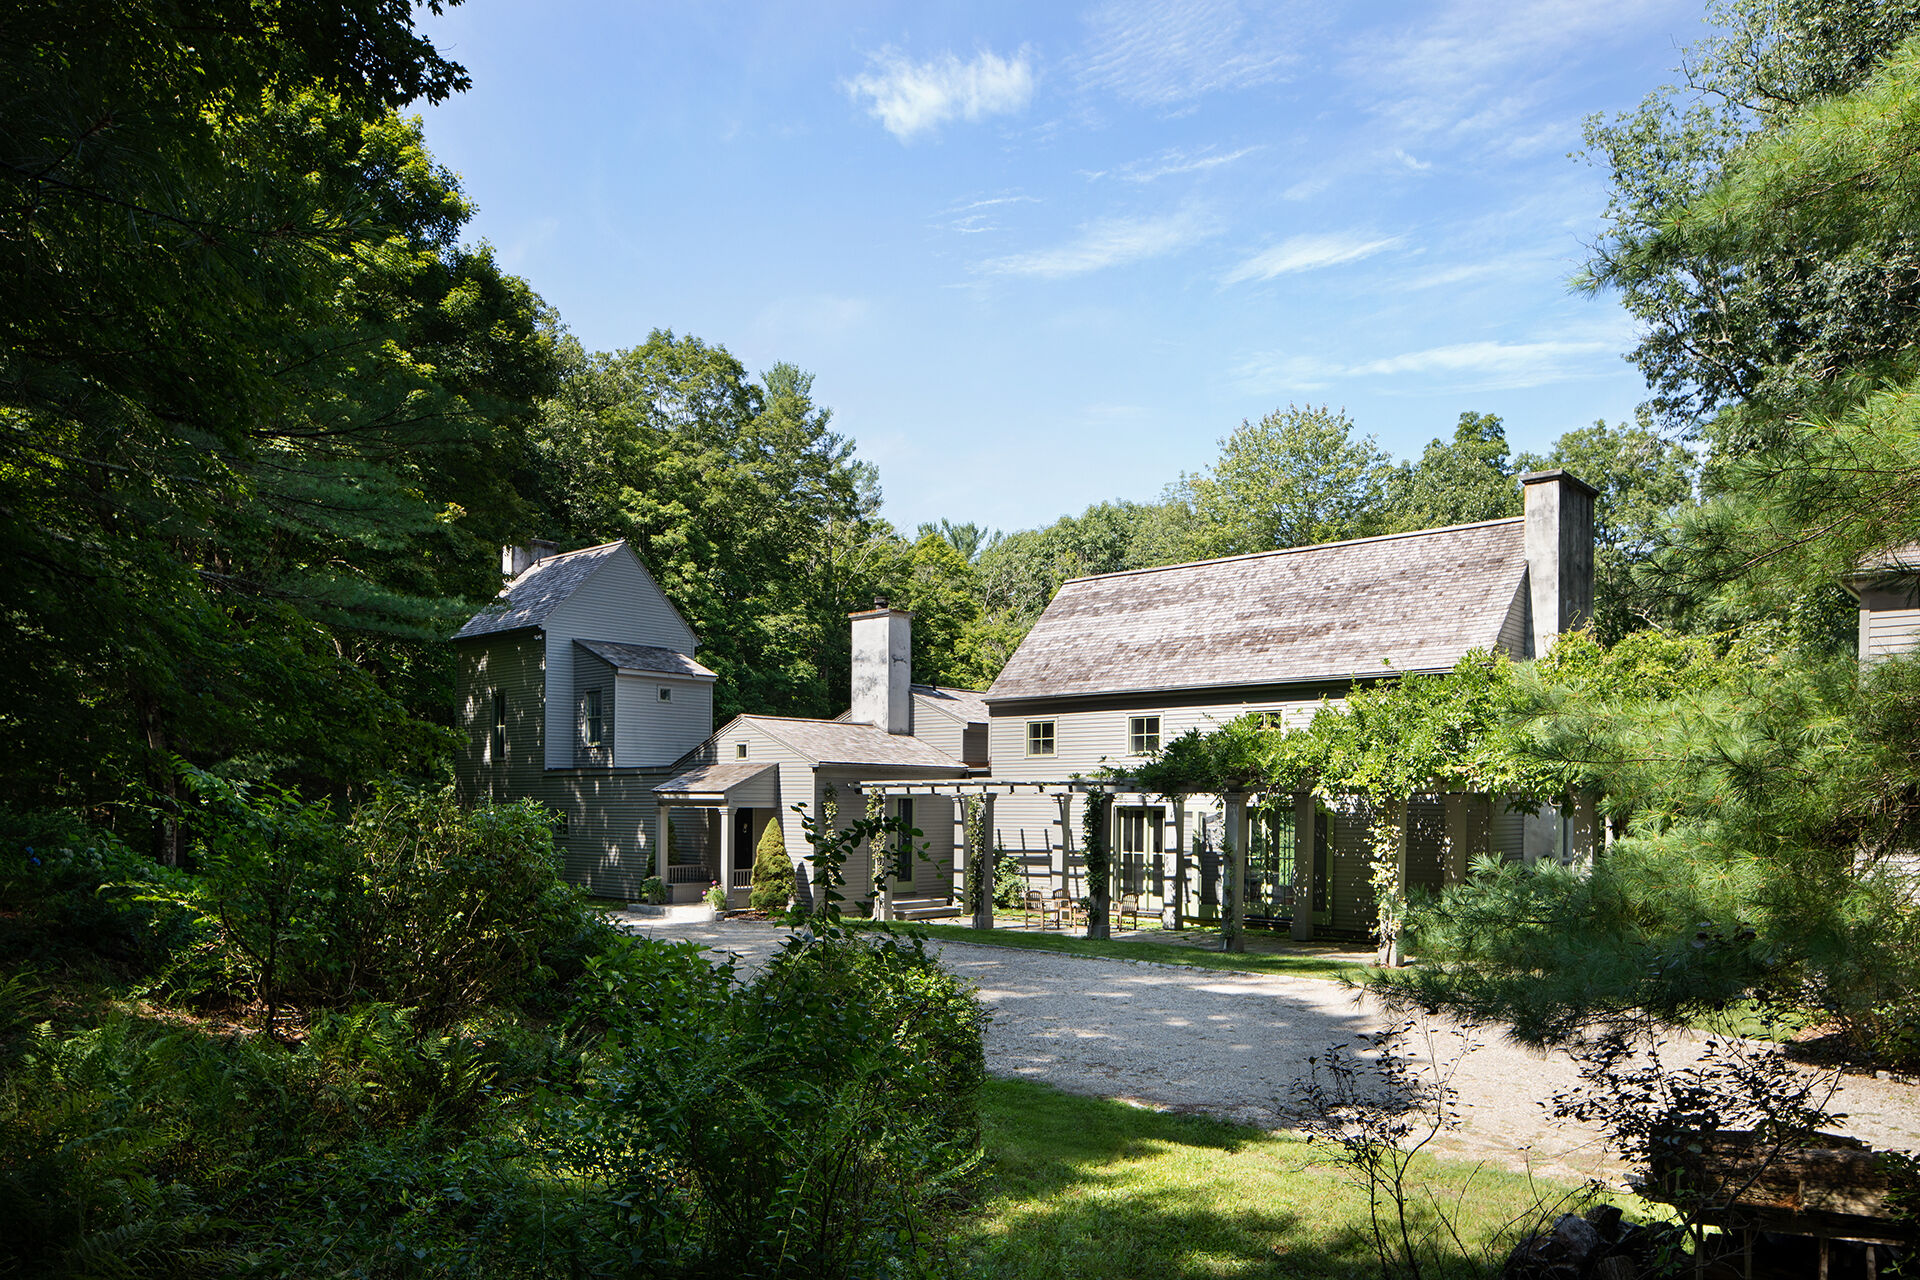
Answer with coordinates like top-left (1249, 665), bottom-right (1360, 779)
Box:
top-left (500, 538), bottom-right (560, 579)
top-left (850, 597), bottom-right (913, 735)
top-left (1520, 470), bottom-right (1597, 658)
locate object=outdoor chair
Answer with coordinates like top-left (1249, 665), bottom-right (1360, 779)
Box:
top-left (1116, 893), bottom-right (1142, 929)
top-left (1050, 888), bottom-right (1084, 929)
top-left (1022, 888), bottom-right (1052, 929)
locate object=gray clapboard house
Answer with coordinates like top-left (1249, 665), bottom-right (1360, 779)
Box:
top-left (454, 545), bottom-right (984, 908)
top-left (967, 470), bottom-right (1599, 935)
top-left (452, 540), bottom-right (717, 898)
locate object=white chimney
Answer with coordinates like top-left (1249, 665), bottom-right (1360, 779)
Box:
top-left (850, 597), bottom-right (913, 735)
top-left (1520, 470), bottom-right (1597, 658)
top-left (500, 538), bottom-right (560, 579)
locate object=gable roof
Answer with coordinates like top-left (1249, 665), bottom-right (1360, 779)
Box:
top-left (454, 542), bottom-right (628, 640)
top-left (912, 684), bottom-right (990, 726)
top-left (736, 715), bottom-right (971, 771)
top-left (576, 640), bottom-right (716, 681)
top-left (987, 518), bottom-right (1529, 702)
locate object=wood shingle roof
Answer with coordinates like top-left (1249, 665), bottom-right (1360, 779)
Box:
top-left (986, 518), bottom-right (1530, 702)
top-left (453, 542), bottom-right (625, 640)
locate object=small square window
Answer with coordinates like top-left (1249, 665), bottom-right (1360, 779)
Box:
top-left (1129, 715), bottom-right (1160, 756)
top-left (659, 686), bottom-right (672, 702)
top-left (736, 742), bottom-right (749, 759)
top-left (1026, 720), bottom-right (1056, 757)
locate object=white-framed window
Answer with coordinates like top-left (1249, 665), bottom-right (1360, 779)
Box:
top-left (736, 742), bottom-right (749, 759)
top-left (1116, 805), bottom-right (1164, 894)
top-left (1026, 720), bottom-right (1056, 757)
top-left (581, 688), bottom-right (604, 747)
top-left (659, 686), bottom-right (672, 702)
top-left (1128, 715), bottom-right (1160, 756)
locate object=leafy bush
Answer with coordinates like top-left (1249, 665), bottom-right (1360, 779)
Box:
top-left (637, 874), bottom-right (667, 905)
top-left (993, 850), bottom-right (1027, 908)
top-left (0, 808), bottom-right (197, 976)
top-left (748, 815), bottom-right (795, 913)
top-left (546, 928), bottom-right (986, 1277)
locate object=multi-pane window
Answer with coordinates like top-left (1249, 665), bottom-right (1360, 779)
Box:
top-left (581, 688), bottom-right (604, 747)
top-left (736, 742), bottom-right (749, 759)
top-left (1116, 806), bottom-right (1164, 894)
top-left (1026, 720), bottom-right (1056, 757)
top-left (1128, 715), bottom-right (1161, 755)
top-left (659, 686), bottom-right (673, 702)
top-left (490, 690), bottom-right (507, 764)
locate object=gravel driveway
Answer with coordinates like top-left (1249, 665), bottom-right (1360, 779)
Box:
top-left (622, 916), bottom-right (1920, 1181)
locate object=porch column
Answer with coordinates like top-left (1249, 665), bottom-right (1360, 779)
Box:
top-left (972, 795), bottom-right (997, 930)
top-left (1223, 791), bottom-right (1247, 954)
top-left (655, 804), bottom-right (670, 887)
top-left (1169, 798), bottom-right (1187, 930)
top-left (1291, 792), bottom-right (1315, 942)
top-left (715, 805), bottom-right (733, 911)
top-left (1056, 795), bottom-right (1074, 898)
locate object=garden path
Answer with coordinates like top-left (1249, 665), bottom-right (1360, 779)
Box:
top-left (622, 916), bottom-right (1920, 1183)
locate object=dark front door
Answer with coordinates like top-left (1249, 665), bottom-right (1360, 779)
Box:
top-left (734, 808), bottom-right (754, 889)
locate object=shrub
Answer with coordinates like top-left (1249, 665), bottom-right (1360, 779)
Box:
top-left (546, 928), bottom-right (986, 1276)
top-left (747, 815), bottom-right (795, 913)
top-left (993, 850), bottom-right (1027, 909)
top-left (637, 875), bottom-right (667, 905)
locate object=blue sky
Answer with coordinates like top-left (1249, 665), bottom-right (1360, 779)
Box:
top-left (415, 0), bottom-right (1708, 536)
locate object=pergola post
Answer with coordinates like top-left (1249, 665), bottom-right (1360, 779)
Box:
top-left (1223, 791), bottom-right (1247, 953)
top-left (971, 795), bottom-right (997, 930)
top-left (1056, 794), bottom-right (1074, 900)
top-left (1291, 792), bottom-right (1315, 942)
top-left (1169, 798), bottom-right (1187, 930)
top-left (714, 805), bottom-right (732, 912)
top-left (1569, 791), bottom-right (1598, 866)
top-left (875, 796), bottom-right (894, 923)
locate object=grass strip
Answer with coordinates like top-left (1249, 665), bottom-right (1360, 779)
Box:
top-left (854, 920), bottom-right (1373, 982)
top-left (967, 1076), bottom-right (1577, 1279)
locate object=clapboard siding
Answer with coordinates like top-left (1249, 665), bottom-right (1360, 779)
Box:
top-left (1491, 802), bottom-right (1526, 863)
top-left (542, 548), bottom-right (699, 769)
top-left (455, 635), bottom-right (547, 807)
top-left (615, 673), bottom-right (713, 767)
top-left (573, 645), bottom-right (616, 769)
top-left (1864, 606), bottom-right (1920, 662)
top-left (548, 771), bottom-right (662, 899)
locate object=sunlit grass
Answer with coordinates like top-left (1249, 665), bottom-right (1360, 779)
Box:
top-left (967, 1078), bottom-right (1582, 1279)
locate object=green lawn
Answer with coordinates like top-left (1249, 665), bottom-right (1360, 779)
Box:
top-left (859, 920), bottom-right (1376, 983)
top-left (967, 1078), bottom-right (1579, 1279)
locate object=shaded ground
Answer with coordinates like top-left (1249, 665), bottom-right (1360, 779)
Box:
top-left (621, 915), bottom-right (1920, 1182)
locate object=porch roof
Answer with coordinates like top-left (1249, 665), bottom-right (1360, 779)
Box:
top-left (653, 762), bottom-right (777, 801)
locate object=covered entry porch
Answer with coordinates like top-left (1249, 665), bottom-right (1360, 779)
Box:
top-left (651, 762), bottom-right (780, 906)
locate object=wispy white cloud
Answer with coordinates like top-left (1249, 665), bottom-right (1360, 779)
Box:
top-left (1238, 336), bottom-right (1618, 392)
top-left (1085, 144), bottom-right (1262, 184)
top-left (1076, 0), bottom-right (1309, 106)
top-left (1356, 0), bottom-right (1685, 140)
top-left (1222, 233), bottom-right (1401, 285)
top-left (845, 47), bottom-right (1036, 141)
top-left (936, 192), bottom-right (1041, 236)
top-left (982, 207), bottom-right (1216, 278)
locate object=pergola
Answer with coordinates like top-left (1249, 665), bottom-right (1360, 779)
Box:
top-left (855, 778), bottom-right (1309, 949)
top-left (857, 778), bottom-right (1575, 951)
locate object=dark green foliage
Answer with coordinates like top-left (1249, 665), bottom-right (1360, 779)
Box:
top-left (993, 849), bottom-right (1028, 909)
top-left (748, 815), bottom-right (796, 913)
top-left (1383, 412), bottom-right (1522, 533)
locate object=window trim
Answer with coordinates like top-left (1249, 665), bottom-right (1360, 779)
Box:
top-left (1025, 719), bottom-right (1056, 758)
top-left (581, 688), bottom-right (604, 748)
top-left (1128, 714), bottom-right (1161, 756)
top-left (736, 742), bottom-right (749, 759)
top-left (659, 686), bottom-right (673, 702)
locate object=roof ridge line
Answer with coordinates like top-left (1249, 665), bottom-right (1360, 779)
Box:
top-left (1058, 516), bottom-right (1524, 587)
